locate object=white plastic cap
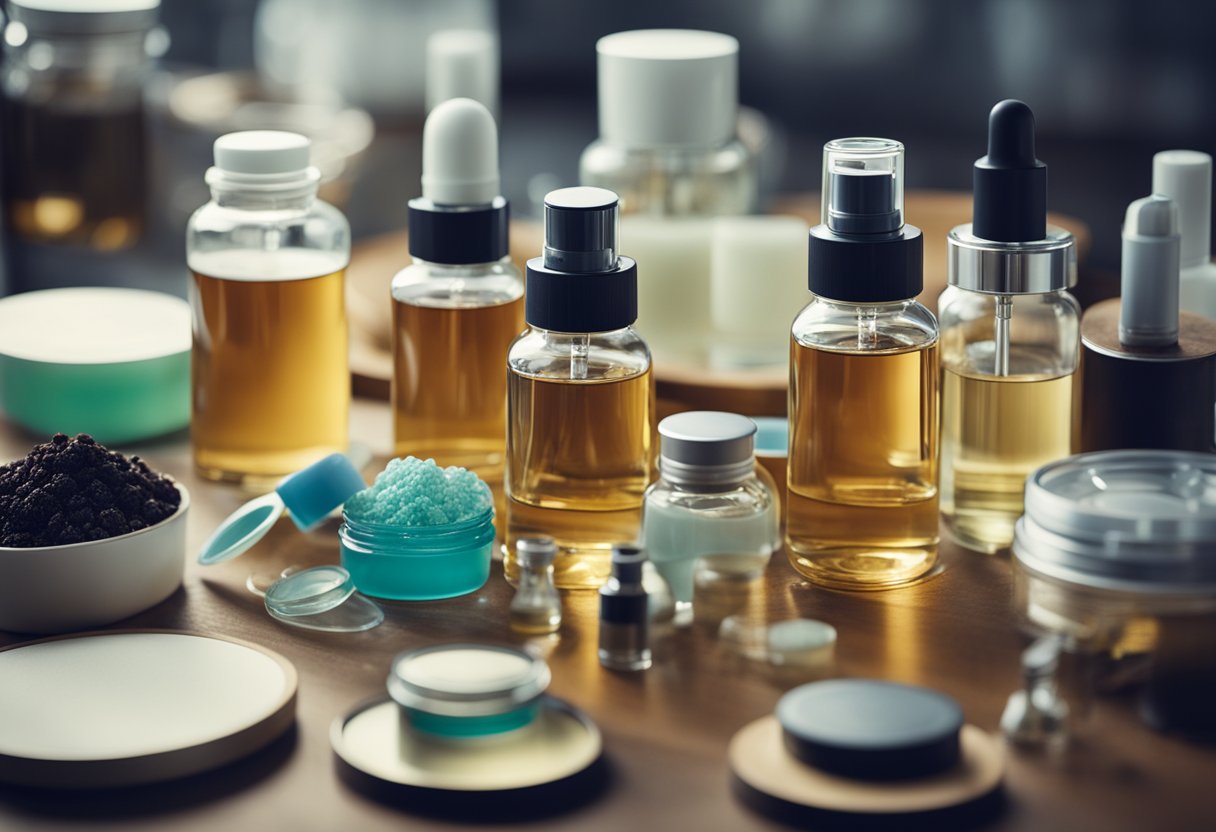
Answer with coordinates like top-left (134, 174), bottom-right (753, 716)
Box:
top-left (1152, 150), bottom-right (1212, 268)
top-left (213, 131), bottom-right (311, 176)
top-left (1120, 194), bottom-right (1180, 348)
top-left (597, 29), bottom-right (738, 149)
top-left (426, 29), bottom-right (499, 116)
top-left (421, 98), bottom-right (499, 205)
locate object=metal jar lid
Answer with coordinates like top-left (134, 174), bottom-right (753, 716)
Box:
top-left (947, 224), bottom-right (1076, 294)
top-left (8, 0), bottom-right (161, 35)
top-left (387, 644), bottom-right (550, 718)
top-left (658, 411), bottom-right (757, 486)
top-left (1013, 450), bottom-right (1216, 594)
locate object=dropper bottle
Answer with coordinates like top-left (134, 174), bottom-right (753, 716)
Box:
top-left (939, 100), bottom-right (1080, 554)
top-left (390, 98), bottom-right (523, 484)
top-left (786, 138), bottom-right (940, 590)
top-left (1079, 195), bottom-right (1216, 452)
top-left (505, 187), bottom-right (655, 589)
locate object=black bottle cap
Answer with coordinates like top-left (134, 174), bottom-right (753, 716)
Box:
top-left (972, 100), bottom-right (1048, 243)
top-left (827, 162), bottom-right (902, 235)
top-left (407, 197), bottom-right (510, 265)
top-left (776, 679), bottom-right (964, 781)
top-left (525, 187), bottom-right (638, 333)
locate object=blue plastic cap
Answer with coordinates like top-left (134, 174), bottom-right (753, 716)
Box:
top-left (276, 453), bottom-right (367, 531)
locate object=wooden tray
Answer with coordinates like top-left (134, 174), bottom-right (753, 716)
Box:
top-left (348, 193), bottom-right (1090, 414)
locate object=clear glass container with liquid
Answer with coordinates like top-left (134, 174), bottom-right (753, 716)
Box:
top-left (786, 138), bottom-right (939, 590)
top-left (187, 131), bottom-right (350, 485)
top-left (505, 187), bottom-right (655, 589)
top-left (940, 100), bottom-right (1079, 553)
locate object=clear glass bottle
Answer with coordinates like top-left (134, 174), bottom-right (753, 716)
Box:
top-left (787, 138), bottom-right (939, 590)
top-left (1, 0), bottom-right (164, 290)
top-left (940, 101), bottom-right (1079, 554)
top-left (391, 99), bottom-right (523, 483)
top-left (509, 536), bottom-right (561, 635)
top-left (642, 411), bottom-right (778, 621)
top-left (505, 187), bottom-right (655, 589)
top-left (579, 29), bottom-right (756, 362)
top-left (187, 131), bottom-right (350, 485)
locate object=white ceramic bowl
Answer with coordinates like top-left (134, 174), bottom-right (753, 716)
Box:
top-left (0, 485), bottom-right (189, 634)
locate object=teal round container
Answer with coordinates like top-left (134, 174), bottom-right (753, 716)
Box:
top-left (339, 508), bottom-right (494, 600)
top-left (0, 288), bottom-right (190, 443)
top-left (387, 644), bottom-right (551, 739)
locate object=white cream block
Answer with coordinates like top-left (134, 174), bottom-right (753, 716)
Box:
top-left (623, 215), bottom-right (714, 361)
top-left (711, 215), bottom-right (809, 337)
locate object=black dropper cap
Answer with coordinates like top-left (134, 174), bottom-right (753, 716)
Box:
top-left (808, 143), bottom-right (923, 303)
top-left (525, 187), bottom-right (638, 333)
top-left (972, 100), bottom-right (1047, 243)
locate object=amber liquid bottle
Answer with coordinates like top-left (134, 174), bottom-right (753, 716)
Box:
top-left (187, 131), bottom-right (351, 485)
top-left (787, 138), bottom-right (939, 590)
top-left (391, 99), bottom-right (523, 486)
top-left (506, 187), bottom-right (654, 589)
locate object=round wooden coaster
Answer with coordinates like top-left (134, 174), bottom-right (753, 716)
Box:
top-left (0, 630), bottom-right (297, 789)
top-left (730, 716), bottom-right (1004, 817)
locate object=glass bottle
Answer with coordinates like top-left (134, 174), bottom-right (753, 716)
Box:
top-left (1, 0), bottom-right (164, 291)
top-left (599, 545), bottom-right (651, 672)
top-left (505, 187), bottom-right (655, 589)
top-left (642, 411), bottom-right (778, 622)
top-left (187, 131), bottom-right (350, 485)
top-left (579, 29), bottom-right (756, 362)
top-left (509, 536), bottom-right (561, 635)
top-left (391, 99), bottom-right (523, 484)
top-left (787, 138), bottom-right (939, 590)
top-left (940, 101), bottom-right (1079, 554)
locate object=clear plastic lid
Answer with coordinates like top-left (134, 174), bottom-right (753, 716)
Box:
top-left (820, 138), bottom-right (905, 236)
top-left (1015, 450), bottom-right (1216, 592)
top-left (387, 645), bottom-right (550, 718)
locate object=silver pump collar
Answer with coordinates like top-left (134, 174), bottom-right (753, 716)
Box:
top-left (947, 224), bottom-right (1076, 294)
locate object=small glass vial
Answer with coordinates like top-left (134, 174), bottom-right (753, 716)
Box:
top-left (787, 138), bottom-right (939, 590)
top-left (642, 411), bottom-right (778, 622)
top-left (1001, 636), bottom-right (1069, 748)
top-left (599, 545), bottom-right (651, 672)
top-left (940, 101), bottom-right (1079, 554)
top-left (187, 131), bottom-right (351, 485)
top-left (391, 99), bottom-right (523, 482)
top-left (510, 536), bottom-right (561, 635)
top-left (505, 187), bottom-right (655, 589)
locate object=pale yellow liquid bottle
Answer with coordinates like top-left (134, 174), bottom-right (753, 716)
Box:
top-left (787, 138), bottom-right (940, 590)
top-left (187, 131), bottom-right (350, 485)
top-left (940, 100), bottom-right (1079, 553)
top-left (391, 99), bottom-right (523, 487)
top-left (505, 187), bottom-right (654, 589)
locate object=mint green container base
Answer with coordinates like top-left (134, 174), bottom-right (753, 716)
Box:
top-left (339, 509), bottom-right (495, 600)
top-left (406, 703), bottom-right (540, 738)
top-left (1, 353), bottom-right (190, 444)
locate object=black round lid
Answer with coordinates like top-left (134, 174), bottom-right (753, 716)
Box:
top-left (776, 679), bottom-right (964, 781)
top-left (525, 187), bottom-right (637, 333)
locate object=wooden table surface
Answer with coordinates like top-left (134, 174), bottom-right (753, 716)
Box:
top-left (1, 399), bottom-right (1213, 831)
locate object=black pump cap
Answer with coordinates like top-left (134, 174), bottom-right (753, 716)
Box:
top-left (828, 163), bottom-right (902, 234)
top-left (408, 197), bottom-right (509, 264)
top-left (972, 100), bottom-right (1048, 243)
top-left (525, 187), bottom-right (638, 332)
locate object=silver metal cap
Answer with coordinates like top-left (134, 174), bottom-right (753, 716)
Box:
top-left (1013, 450), bottom-right (1216, 594)
top-left (515, 535), bottom-right (557, 567)
top-left (659, 411), bottom-right (757, 487)
top-left (947, 223), bottom-right (1076, 294)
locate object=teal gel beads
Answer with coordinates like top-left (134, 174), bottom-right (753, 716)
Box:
top-left (340, 457), bottom-right (495, 600)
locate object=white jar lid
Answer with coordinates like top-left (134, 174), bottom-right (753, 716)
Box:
top-left (387, 644), bottom-right (550, 718)
top-left (596, 29), bottom-right (738, 149)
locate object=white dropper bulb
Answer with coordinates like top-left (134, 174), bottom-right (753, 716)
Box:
top-left (426, 29), bottom-right (499, 116)
top-left (420, 97), bottom-right (500, 206)
top-left (1120, 194), bottom-right (1181, 347)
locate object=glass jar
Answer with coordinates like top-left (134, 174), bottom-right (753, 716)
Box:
top-left (2, 0), bottom-right (164, 290)
top-left (187, 131), bottom-right (350, 485)
top-left (339, 507), bottom-right (495, 601)
top-left (642, 411), bottom-right (778, 620)
top-left (1012, 450), bottom-right (1216, 736)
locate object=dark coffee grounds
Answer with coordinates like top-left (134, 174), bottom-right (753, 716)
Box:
top-left (0, 433), bottom-right (181, 548)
